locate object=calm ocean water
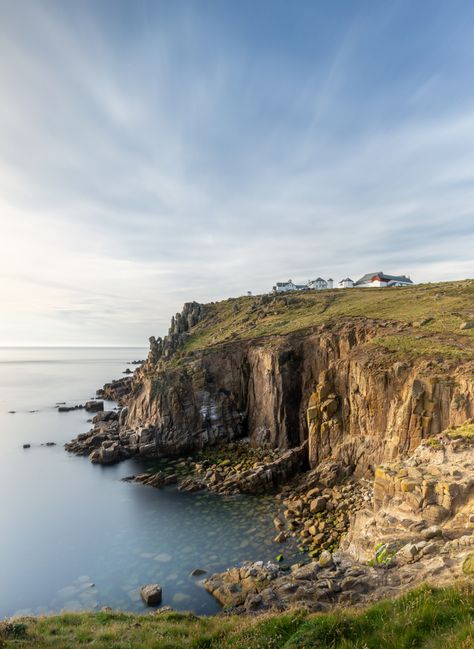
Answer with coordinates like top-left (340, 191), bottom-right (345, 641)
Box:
top-left (0, 347), bottom-right (296, 617)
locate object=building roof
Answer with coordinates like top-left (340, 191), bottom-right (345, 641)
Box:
top-left (314, 277), bottom-right (326, 282)
top-left (354, 272), bottom-right (413, 286)
top-left (339, 277), bottom-right (353, 283)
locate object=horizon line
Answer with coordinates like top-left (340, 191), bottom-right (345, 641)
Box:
top-left (0, 344), bottom-right (148, 349)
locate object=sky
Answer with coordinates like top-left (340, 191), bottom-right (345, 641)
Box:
top-left (0, 0), bottom-right (474, 346)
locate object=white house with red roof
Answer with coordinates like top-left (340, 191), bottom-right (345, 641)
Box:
top-left (354, 272), bottom-right (413, 288)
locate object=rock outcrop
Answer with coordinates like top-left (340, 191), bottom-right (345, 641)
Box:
top-left (205, 429), bottom-right (474, 614)
top-left (148, 301), bottom-right (204, 364)
top-left (65, 410), bottom-right (136, 464)
top-left (204, 554), bottom-right (385, 612)
top-left (204, 442), bottom-right (307, 495)
top-left (123, 317), bottom-right (473, 473)
top-left (122, 440), bottom-right (308, 495)
top-left (342, 429), bottom-right (474, 563)
top-left (96, 377), bottom-right (133, 404)
top-left (306, 362), bottom-right (474, 475)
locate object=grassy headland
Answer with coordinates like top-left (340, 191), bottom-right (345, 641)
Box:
top-left (179, 280), bottom-right (474, 362)
top-left (1, 581), bottom-right (472, 648)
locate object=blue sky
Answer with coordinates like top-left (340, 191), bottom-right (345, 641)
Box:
top-left (0, 0), bottom-right (473, 345)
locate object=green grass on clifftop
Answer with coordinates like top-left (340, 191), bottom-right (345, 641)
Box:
top-left (446, 422), bottom-right (474, 439)
top-left (181, 280), bottom-right (474, 361)
top-left (1, 581), bottom-right (472, 649)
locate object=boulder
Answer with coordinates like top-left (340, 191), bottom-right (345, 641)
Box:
top-left (422, 526), bottom-right (443, 541)
top-left (89, 442), bottom-right (121, 465)
top-left (92, 410), bottom-right (117, 424)
top-left (85, 400), bottom-right (104, 413)
top-left (140, 584), bottom-right (162, 606)
top-left (397, 542), bottom-right (419, 564)
top-left (292, 562), bottom-right (320, 580)
top-left (100, 444), bottom-right (120, 464)
top-left (310, 497), bottom-right (327, 514)
top-left (318, 550), bottom-right (333, 568)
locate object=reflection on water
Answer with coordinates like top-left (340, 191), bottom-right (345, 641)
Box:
top-left (0, 348), bottom-right (301, 617)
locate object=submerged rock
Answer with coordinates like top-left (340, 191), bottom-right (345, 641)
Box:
top-left (58, 405), bottom-right (83, 412)
top-left (152, 605), bottom-right (174, 614)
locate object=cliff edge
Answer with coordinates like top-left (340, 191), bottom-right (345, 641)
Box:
top-left (122, 280), bottom-right (474, 474)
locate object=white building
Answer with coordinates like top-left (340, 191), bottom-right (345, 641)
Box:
top-left (273, 279), bottom-right (307, 292)
top-left (273, 277), bottom-right (334, 293)
top-left (308, 277), bottom-right (328, 290)
top-left (354, 272), bottom-right (413, 288)
top-left (337, 278), bottom-right (354, 289)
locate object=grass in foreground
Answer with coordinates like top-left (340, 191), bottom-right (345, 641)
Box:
top-left (1, 581), bottom-right (472, 649)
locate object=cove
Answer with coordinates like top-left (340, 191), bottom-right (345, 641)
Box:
top-left (0, 347), bottom-right (300, 617)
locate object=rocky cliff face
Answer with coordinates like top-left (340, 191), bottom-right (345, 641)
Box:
top-left (342, 430), bottom-right (474, 563)
top-left (125, 315), bottom-right (474, 473)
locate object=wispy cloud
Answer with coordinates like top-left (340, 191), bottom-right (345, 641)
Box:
top-left (0, 0), bottom-right (473, 344)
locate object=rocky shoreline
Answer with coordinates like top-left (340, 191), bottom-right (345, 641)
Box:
top-left (203, 429), bottom-right (474, 614)
top-left (64, 370), bottom-right (474, 616)
top-left (62, 284), bottom-right (474, 616)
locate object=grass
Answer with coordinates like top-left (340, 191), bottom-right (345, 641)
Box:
top-left (374, 332), bottom-right (472, 360)
top-left (445, 422), bottom-right (474, 439)
top-left (175, 280), bottom-right (474, 362)
top-left (1, 581), bottom-right (472, 648)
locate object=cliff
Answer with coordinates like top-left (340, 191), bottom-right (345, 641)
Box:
top-left (61, 280), bottom-right (474, 622)
top-left (123, 280), bottom-right (474, 474)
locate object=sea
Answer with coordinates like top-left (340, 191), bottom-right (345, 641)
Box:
top-left (0, 346), bottom-right (298, 617)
